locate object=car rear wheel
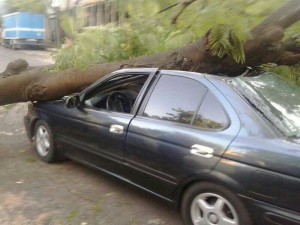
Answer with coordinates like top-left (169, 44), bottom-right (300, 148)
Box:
top-left (181, 182), bottom-right (252, 225)
top-left (34, 120), bottom-right (61, 163)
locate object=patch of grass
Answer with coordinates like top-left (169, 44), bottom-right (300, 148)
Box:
top-left (19, 149), bottom-right (26, 153)
top-left (25, 158), bottom-right (37, 163)
top-left (130, 217), bottom-right (137, 225)
top-left (90, 201), bottom-right (102, 213)
top-left (67, 210), bottom-right (78, 221)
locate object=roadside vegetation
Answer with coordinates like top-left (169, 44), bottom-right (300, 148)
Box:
top-left (0, 0), bottom-right (300, 106)
top-left (52, 0), bottom-right (300, 85)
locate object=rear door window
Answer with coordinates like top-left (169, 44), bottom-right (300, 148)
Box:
top-left (143, 75), bottom-right (207, 125)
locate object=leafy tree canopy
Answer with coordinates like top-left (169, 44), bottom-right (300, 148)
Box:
top-left (3, 0), bottom-right (46, 14)
top-left (54, 0), bottom-right (294, 68)
top-left (1, 0), bottom-right (300, 106)
top-left (52, 0), bottom-right (300, 85)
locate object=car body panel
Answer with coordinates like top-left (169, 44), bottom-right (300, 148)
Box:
top-left (226, 137), bottom-right (300, 179)
top-left (55, 106), bottom-right (133, 173)
top-left (24, 69), bottom-right (300, 225)
top-left (205, 75), bottom-right (281, 138)
top-left (124, 71), bottom-right (241, 199)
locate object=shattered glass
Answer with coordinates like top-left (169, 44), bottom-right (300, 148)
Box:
top-left (230, 73), bottom-right (300, 138)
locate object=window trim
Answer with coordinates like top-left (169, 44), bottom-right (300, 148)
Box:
top-left (137, 72), bottom-right (162, 116)
top-left (138, 73), bottom-right (231, 132)
top-left (80, 72), bottom-right (154, 115)
top-left (138, 73), bottom-right (207, 126)
top-left (191, 90), bottom-right (231, 132)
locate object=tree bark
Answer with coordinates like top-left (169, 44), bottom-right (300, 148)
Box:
top-left (1, 0), bottom-right (300, 106)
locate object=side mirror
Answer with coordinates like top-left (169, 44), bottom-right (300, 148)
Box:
top-left (65, 95), bottom-right (80, 108)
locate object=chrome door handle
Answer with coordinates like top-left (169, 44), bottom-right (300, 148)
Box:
top-left (110, 124), bottom-right (124, 134)
top-left (190, 144), bottom-right (214, 158)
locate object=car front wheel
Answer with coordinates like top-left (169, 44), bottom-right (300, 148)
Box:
top-left (34, 120), bottom-right (61, 163)
top-left (181, 182), bottom-right (252, 225)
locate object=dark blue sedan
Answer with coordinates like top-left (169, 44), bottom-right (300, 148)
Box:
top-left (24, 68), bottom-right (300, 225)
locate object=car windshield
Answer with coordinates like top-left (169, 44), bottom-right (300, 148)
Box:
top-left (229, 73), bottom-right (300, 138)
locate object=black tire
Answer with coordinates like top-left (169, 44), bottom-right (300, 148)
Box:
top-left (34, 120), bottom-right (62, 163)
top-left (181, 182), bottom-right (252, 225)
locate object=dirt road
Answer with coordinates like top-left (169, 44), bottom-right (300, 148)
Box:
top-left (0, 47), bottom-right (183, 225)
top-left (0, 46), bottom-right (53, 69)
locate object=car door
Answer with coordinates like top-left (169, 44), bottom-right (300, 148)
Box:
top-left (124, 72), bottom-right (240, 199)
top-left (57, 69), bottom-right (157, 174)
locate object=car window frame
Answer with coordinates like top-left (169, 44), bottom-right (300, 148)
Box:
top-left (137, 73), bottom-right (205, 126)
top-left (79, 69), bottom-right (158, 115)
top-left (137, 72), bottom-right (231, 132)
top-left (192, 90), bottom-right (231, 132)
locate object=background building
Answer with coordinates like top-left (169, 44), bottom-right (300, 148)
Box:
top-left (47, 0), bottom-right (123, 45)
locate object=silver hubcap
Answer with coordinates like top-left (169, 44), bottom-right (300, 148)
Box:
top-left (191, 193), bottom-right (238, 225)
top-left (36, 125), bottom-right (50, 157)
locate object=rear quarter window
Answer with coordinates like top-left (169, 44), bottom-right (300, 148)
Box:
top-left (193, 91), bottom-right (229, 130)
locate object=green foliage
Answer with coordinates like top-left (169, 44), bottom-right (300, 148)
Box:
top-left (53, 0), bottom-right (297, 71)
top-left (208, 24), bottom-right (245, 64)
top-left (60, 15), bottom-right (76, 38)
top-left (4, 0), bottom-right (46, 14)
top-left (53, 25), bottom-right (149, 71)
top-left (285, 22), bottom-right (300, 41)
top-left (268, 65), bottom-right (300, 86)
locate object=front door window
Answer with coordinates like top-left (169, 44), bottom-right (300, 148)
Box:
top-left (84, 73), bottom-right (149, 113)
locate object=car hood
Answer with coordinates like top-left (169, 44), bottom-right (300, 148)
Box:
top-left (224, 137), bottom-right (300, 178)
top-left (34, 100), bottom-right (66, 113)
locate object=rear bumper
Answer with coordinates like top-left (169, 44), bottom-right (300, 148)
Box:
top-left (17, 40), bottom-right (45, 46)
top-left (240, 195), bottom-right (300, 225)
top-left (3, 38), bottom-right (46, 47)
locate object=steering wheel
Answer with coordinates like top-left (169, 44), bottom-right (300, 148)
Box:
top-left (106, 91), bottom-right (132, 113)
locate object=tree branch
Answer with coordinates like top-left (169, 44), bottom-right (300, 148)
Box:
top-left (1, 0), bottom-right (300, 106)
top-left (157, 3), bottom-right (180, 14)
top-left (251, 0), bottom-right (300, 36)
top-left (284, 35), bottom-right (300, 53)
top-left (172, 0), bottom-right (197, 24)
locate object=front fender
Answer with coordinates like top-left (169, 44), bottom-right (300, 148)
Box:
top-left (24, 103), bottom-right (39, 140)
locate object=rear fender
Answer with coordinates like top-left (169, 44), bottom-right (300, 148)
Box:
top-left (175, 167), bottom-right (246, 208)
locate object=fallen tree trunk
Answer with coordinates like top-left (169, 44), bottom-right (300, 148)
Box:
top-left (1, 0), bottom-right (300, 106)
